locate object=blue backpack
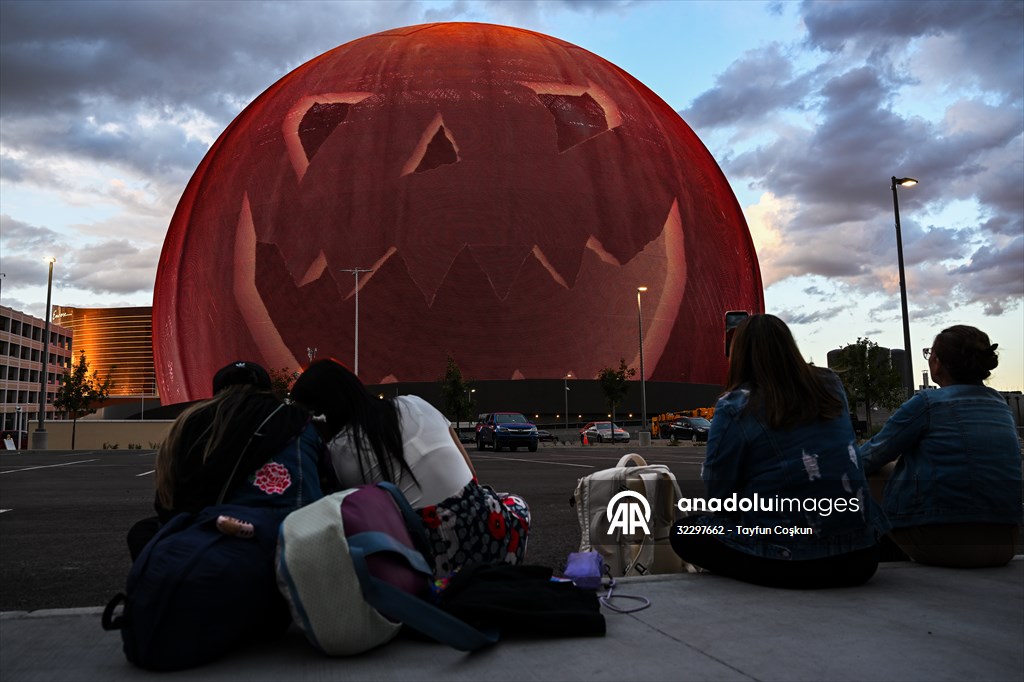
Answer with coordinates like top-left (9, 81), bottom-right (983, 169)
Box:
top-left (102, 504), bottom-right (291, 671)
top-left (104, 412), bottom-right (326, 670)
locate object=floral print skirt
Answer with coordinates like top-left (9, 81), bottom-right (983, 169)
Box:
top-left (418, 480), bottom-right (530, 576)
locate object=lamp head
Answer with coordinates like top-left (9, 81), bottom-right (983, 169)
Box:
top-left (637, 286), bottom-right (648, 292)
top-left (43, 256), bottom-right (56, 264)
top-left (894, 177), bottom-right (918, 187)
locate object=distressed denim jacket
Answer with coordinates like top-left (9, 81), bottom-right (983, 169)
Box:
top-left (699, 371), bottom-right (888, 561)
top-left (859, 385), bottom-right (1023, 528)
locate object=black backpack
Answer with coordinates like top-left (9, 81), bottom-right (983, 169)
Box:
top-left (101, 504), bottom-right (290, 671)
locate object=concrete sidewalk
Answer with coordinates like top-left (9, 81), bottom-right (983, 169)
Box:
top-left (2, 560), bottom-right (1022, 682)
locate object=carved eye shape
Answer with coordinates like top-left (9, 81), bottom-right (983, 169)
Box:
top-left (298, 102), bottom-right (353, 160)
top-left (402, 114), bottom-right (460, 177)
top-left (536, 92), bottom-right (608, 152)
top-left (414, 125), bottom-right (458, 173)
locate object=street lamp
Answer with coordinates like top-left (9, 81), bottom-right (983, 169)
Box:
top-left (891, 176), bottom-right (918, 398)
top-left (564, 373), bottom-right (572, 430)
top-left (637, 286), bottom-right (649, 445)
top-left (339, 268), bottom-right (373, 376)
top-left (33, 257), bottom-right (56, 450)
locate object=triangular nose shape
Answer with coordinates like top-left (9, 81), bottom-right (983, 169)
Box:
top-left (414, 126), bottom-right (459, 173)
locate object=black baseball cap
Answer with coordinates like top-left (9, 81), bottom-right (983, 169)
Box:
top-left (212, 361), bottom-right (272, 394)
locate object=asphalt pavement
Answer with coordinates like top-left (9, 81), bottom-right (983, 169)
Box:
top-left (0, 442), bottom-right (705, 611)
top-left (3, 444), bottom-right (1022, 682)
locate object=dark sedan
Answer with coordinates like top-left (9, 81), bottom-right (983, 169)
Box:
top-left (668, 417), bottom-right (711, 443)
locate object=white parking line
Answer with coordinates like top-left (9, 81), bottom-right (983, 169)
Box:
top-left (0, 459), bottom-right (98, 475)
top-left (471, 455), bottom-right (594, 468)
top-left (0, 509), bottom-right (11, 514)
top-left (136, 470), bottom-right (155, 477)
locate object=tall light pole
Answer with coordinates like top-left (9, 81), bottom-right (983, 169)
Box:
top-left (33, 257), bottom-right (56, 450)
top-left (339, 268), bottom-right (372, 376)
top-left (564, 373), bottom-right (572, 430)
top-left (637, 286), bottom-right (649, 444)
top-left (891, 176), bottom-right (918, 398)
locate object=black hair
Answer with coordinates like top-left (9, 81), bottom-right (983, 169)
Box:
top-left (289, 359), bottom-right (413, 485)
top-left (931, 325), bottom-right (999, 384)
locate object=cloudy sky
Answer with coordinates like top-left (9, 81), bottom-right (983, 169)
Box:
top-left (1, 0), bottom-right (1021, 391)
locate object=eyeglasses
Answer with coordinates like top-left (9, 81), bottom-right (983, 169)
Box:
top-left (922, 348), bottom-right (933, 360)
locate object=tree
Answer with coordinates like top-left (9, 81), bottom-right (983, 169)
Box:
top-left (268, 367), bottom-right (300, 400)
top-left (831, 337), bottom-right (904, 434)
top-left (597, 358), bottom-right (636, 429)
top-left (438, 354), bottom-right (475, 435)
top-left (53, 350), bottom-right (114, 449)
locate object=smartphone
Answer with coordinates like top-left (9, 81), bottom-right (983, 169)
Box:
top-left (724, 311), bottom-right (749, 357)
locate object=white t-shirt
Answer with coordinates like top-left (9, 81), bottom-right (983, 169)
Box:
top-left (327, 395), bottom-right (473, 507)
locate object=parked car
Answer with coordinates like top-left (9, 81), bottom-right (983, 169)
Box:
top-left (579, 421), bottom-right (630, 444)
top-left (536, 429), bottom-right (556, 443)
top-left (476, 412), bottom-right (539, 452)
top-left (668, 416), bottom-right (711, 443)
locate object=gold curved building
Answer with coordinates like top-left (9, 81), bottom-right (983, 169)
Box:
top-left (51, 306), bottom-right (155, 398)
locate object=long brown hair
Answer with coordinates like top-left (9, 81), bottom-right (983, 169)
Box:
top-left (726, 314), bottom-right (844, 429)
top-left (155, 384), bottom-right (282, 510)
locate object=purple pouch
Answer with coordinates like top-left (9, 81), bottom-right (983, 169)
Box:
top-left (564, 551), bottom-right (604, 590)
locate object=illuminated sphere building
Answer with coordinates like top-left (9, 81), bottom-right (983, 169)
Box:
top-left (154, 22), bottom-right (763, 404)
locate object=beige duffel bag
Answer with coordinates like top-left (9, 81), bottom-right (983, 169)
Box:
top-left (572, 453), bottom-right (689, 576)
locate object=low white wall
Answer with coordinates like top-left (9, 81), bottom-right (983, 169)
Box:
top-left (29, 420), bottom-right (174, 450)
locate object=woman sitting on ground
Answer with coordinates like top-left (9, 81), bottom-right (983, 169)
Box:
top-left (153, 361), bottom-right (324, 523)
top-left (126, 361), bottom-right (326, 560)
top-left (859, 325), bottom-right (1022, 568)
top-left (670, 314), bottom-right (888, 588)
top-left (289, 358), bottom-right (530, 576)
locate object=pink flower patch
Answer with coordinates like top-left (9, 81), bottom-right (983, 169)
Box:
top-left (252, 462), bottom-right (292, 495)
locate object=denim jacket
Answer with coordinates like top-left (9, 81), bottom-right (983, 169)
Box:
top-left (698, 371), bottom-right (888, 561)
top-left (859, 385), bottom-right (1022, 528)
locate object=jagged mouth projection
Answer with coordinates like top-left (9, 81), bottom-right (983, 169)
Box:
top-left (237, 193), bottom-right (686, 385)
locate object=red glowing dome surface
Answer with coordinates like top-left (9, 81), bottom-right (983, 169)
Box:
top-left (154, 22), bottom-right (763, 404)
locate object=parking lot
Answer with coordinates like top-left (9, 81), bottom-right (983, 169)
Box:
top-left (0, 442), bottom-right (707, 611)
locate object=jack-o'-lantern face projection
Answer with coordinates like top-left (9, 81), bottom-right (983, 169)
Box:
top-left (154, 23), bottom-right (763, 403)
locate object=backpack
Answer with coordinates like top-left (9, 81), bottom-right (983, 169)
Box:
top-left (572, 453), bottom-right (687, 577)
top-left (101, 504), bottom-right (291, 671)
top-left (105, 408), bottom-right (325, 671)
top-left (275, 481), bottom-right (499, 656)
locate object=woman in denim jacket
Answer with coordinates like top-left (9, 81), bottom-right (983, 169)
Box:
top-left (860, 325), bottom-right (1021, 567)
top-left (671, 315), bottom-right (888, 588)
